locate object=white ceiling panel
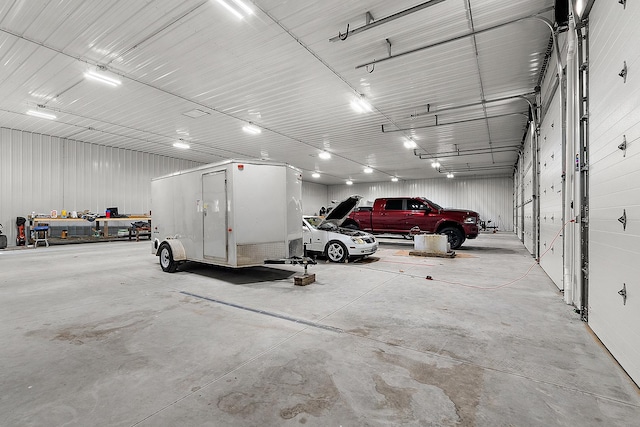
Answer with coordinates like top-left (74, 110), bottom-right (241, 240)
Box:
top-left (0, 0), bottom-right (557, 184)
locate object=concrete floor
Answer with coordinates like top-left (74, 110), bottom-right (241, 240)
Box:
top-left (1, 233), bottom-right (639, 426)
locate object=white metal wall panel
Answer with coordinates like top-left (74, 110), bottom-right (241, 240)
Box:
top-left (328, 176), bottom-right (513, 231)
top-left (522, 130), bottom-right (535, 254)
top-left (588, 1), bottom-right (640, 386)
top-left (301, 181), bottom-right (328, 216)
top-left (538, 89), bottom-right (564, 288)
top-left (0, 127), bottom-right (199, 246)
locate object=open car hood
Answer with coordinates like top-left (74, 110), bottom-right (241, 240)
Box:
top-left (321, 195), bottom-right (362, 226)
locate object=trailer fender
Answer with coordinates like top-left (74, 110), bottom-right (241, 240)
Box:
top-left (155, 239), bottom-right (187, 261)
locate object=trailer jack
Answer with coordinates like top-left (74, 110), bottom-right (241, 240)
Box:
top-left (264, 256), bottom-right (317, 286)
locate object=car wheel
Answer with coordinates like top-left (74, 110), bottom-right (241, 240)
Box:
top-left (440, 227), bottom-right (465, 250)
top-left (325, 240), bottom-right (348, 263)
top-left (159, 243), bottom-right (178, 273)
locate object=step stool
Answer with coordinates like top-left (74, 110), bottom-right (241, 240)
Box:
top-left (33, 225), bottom-right (49, 248)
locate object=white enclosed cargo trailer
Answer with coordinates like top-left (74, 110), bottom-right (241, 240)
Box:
top-left (151, 160), bottom-right (304, 272)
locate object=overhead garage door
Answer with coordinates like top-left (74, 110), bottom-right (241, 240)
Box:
top-left (538, 89), bottom-right (563, 289)
top-left (522, 129), bottom-right (535, 255)
top-left (588, 1), bottom-right (640, 385)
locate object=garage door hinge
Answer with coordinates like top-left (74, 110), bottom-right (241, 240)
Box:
top-left (618, 283), bottom-right (627, 305)
top-left (618, 209), bottom-right (627, 231)
top-left (619, 0), bottom-right (627, 9)
top-left (618, 135), bottom-right (627, 157)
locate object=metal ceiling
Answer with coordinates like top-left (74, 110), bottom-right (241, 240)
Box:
top-left (0, 0), bottom-right (556, 185)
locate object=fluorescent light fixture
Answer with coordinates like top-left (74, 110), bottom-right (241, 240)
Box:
top-left (242, 124), bottom-right (261, 134)
top-left (350, 96), bottom-right (373, 113)
top-left (319, 151), bottom-right (331, 160)
top-left (447, 173), bottom-right (454, 178)
top-left (230, 0), bottom-right (253, 15)
top-left (431, 162), bottom-right (441, 168)
top-left (391, 177), bottom-right (399, 182)
top-left (216, 0), bottom-right (244, 19)
top-left (84, 70), bottom-right (121, 87)
top-left (404, 138), bottom-right (417, 149)
top-left (173, 142), bottom-right (190, 149)
top-left (312, 172), bottom-right (320, 178)
top-left (363, 167), bottom-right (373, 174)
top-left (346, 180), bottom-right (353, 185)
top-left (26, 110), bottom-right (56, 120)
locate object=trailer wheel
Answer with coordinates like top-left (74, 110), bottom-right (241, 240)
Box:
top-left (326, 241), bottom-right (348, 263)
top-left (159, 243), bottom-right (178, 273)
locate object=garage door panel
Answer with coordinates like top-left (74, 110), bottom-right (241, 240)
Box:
top-left (589, 0), bottom-right (640, 108)
top-left (538, 88), bottom-right (563, 287)
top-left (589, 316), bottom-right (640, 384)
top-left (589, 168), bottom-right (640, 207)
top-left (588, 0), bottom-right (640, 386)
top-left (590, 53), bottom-right (640, 111)
top-left (590, 96), bottom-right (640, 148)
top-left (522, 131), bottom-right (534, 254)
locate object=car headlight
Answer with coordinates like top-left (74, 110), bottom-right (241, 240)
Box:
top-left (351, 237), bottom-right (365, 244)
top-left (464, 216), bottom-right (477, 224)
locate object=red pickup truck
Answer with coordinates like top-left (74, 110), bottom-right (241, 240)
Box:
top-left (341, 197), bottom-right (480, 249)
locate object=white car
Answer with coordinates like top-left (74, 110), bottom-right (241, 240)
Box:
top-left (303, 196), bottom-right (378, 262)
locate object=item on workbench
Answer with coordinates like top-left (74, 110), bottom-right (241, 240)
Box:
top-left (106, 207), bottom-right (128, 218)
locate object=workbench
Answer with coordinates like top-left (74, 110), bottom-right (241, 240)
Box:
top-left (31, 216), bottom-right (151, 239)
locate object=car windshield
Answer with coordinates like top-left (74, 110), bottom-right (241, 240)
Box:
top-left (424, 199), bottom-right (442, 210)
top-left (304, 217), bottom-right (323, 228)
top-left (304, 217), bottom-right (338, 231)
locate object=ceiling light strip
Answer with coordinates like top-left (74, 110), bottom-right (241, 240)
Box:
top-left (230, 0), bottom-right (253, 15)
top-left (216, 0), bottom-right (244, 19)
top-left (84, 70), bottom-right (121, 86)
top-left (26, 110), bottom-right (56, 120)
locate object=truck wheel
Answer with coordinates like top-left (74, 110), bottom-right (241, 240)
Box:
top-left (159, 243), bottom-right (178, 273)
top-left (326, 241), bottom-right (348, 263)
top-left (440, 227), bottom-right (465, 250)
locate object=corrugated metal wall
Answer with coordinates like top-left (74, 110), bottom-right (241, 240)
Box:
top-left (301, 181), bottom-right (328, 216)
top-left (328, 176), bottom-right (514, 231)
top-left (0, 127), bottom-right (199, 246)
